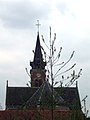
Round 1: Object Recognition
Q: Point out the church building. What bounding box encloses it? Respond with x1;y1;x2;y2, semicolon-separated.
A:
0;28;85;119
6;31;81;111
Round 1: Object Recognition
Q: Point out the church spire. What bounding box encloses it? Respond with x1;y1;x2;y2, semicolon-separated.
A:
30;32;46;69
30;21;46;69
30;22;46;87
34;20;42;63
34;33;43;63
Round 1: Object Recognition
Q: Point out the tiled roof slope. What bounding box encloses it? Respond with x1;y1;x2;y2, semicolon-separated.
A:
6;87;38;109
6;83;81;110
55;87;81;110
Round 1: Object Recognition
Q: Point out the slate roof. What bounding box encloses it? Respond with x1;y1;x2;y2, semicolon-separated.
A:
6;87;38;109
54;87;81;110
23;81;65;109
6;83;81;110
30;33;46;69
34;33;43;63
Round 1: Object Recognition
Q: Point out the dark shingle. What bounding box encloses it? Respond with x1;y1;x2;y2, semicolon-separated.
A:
55;87;81;110
23;81;64;109
6;84;81;110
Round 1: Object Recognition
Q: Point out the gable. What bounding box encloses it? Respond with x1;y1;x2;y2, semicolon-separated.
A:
23;81;65;109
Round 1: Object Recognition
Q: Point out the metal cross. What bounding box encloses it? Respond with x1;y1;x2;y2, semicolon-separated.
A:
36;20;41;33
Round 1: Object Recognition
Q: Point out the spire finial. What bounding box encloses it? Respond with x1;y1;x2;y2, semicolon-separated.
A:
36;20;41;33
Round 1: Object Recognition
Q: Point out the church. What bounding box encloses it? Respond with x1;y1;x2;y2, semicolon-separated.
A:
0;27;86;119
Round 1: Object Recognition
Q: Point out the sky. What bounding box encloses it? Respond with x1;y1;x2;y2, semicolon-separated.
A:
0;0;90;116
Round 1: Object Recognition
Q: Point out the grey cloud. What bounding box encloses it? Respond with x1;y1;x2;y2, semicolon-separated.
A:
0;1;50;29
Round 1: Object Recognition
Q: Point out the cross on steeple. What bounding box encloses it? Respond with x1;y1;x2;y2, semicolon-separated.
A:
30;22;46;87
36;20;41;33
30;23;46;70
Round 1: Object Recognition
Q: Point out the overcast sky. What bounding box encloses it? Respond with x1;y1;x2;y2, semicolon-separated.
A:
0;0;90;116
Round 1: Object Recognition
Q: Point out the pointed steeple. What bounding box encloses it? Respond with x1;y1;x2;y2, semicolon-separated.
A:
30;33;46;69
34;33;43;63
30;23;46;87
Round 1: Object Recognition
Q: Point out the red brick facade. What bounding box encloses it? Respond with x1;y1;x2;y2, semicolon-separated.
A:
0;110;85;120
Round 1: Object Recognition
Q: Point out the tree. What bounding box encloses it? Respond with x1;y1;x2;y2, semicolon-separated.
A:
25;26;82;120
41;27;82;88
